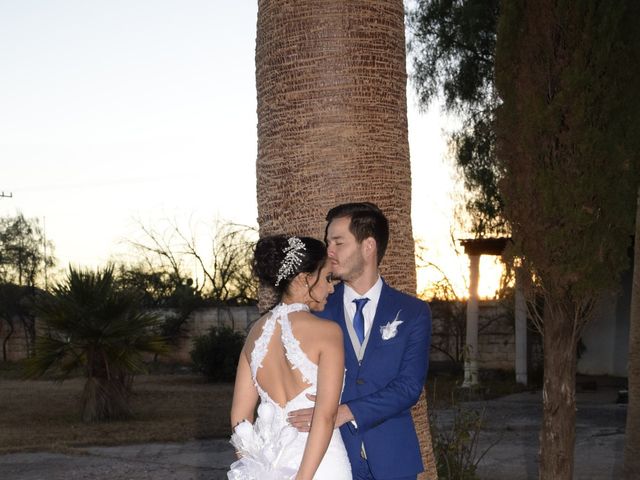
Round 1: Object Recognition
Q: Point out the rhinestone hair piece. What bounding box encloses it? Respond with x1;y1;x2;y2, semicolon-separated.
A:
274;236;306;287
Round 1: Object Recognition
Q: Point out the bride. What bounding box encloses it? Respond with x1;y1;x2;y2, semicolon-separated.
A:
228;235;352;480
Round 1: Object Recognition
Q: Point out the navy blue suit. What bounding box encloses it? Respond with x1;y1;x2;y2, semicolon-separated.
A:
318;280;432;479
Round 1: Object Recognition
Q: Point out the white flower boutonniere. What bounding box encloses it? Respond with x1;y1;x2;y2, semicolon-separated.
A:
380;311;403;340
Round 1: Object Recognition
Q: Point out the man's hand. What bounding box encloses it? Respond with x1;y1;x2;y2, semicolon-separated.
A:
287;394;355;432
287;405;314;432
335;402;355;428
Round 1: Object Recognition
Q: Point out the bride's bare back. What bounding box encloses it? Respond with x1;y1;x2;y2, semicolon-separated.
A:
244;304;344;407
249;311;317;407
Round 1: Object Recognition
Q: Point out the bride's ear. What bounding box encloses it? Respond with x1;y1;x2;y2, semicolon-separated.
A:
292;272;310;289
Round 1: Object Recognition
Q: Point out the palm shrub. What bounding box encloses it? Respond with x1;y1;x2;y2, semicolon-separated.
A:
26;265;168;422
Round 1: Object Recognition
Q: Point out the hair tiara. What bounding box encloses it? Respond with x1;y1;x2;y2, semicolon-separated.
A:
275;236;306;286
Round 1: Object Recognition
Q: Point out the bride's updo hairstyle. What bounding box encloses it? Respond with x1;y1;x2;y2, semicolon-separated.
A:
253;234;327;295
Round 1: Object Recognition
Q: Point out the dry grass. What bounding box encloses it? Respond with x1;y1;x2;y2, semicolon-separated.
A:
0;362;526;455
0;370;233;454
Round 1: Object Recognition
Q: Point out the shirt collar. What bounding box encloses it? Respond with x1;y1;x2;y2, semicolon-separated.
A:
344;276;383;305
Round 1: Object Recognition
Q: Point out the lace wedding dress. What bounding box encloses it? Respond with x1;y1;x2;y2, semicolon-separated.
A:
228;303;352;479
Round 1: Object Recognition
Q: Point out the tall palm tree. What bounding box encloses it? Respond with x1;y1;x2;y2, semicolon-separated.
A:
255;1;436;477
26;266;167;422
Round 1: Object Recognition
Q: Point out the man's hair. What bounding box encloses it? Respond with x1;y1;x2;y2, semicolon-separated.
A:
325;202;389;265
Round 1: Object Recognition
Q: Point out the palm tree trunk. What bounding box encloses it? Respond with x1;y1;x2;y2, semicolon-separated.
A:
255;1;436;477
624;186;640;478
255;0;415;283
81;375;132;422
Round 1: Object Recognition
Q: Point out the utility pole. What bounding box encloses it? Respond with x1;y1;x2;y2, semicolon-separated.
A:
43;216;48;290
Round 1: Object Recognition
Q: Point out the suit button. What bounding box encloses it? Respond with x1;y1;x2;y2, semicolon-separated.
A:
356;379;365;385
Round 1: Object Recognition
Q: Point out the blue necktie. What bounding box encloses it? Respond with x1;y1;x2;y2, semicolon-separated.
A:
353;298;370;344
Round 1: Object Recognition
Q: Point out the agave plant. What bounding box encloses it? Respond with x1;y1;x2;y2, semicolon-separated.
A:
26;265;168;422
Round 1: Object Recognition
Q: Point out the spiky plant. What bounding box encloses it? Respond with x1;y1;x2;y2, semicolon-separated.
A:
26;265;168;422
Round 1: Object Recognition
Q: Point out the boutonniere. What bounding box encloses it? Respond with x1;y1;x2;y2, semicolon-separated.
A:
380;311;403;340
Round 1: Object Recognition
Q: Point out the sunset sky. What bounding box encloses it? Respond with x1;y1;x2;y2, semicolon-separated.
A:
0;0;503;298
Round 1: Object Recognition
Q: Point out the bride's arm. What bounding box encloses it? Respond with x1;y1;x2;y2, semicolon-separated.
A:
230;347;259;428
296;323;344;480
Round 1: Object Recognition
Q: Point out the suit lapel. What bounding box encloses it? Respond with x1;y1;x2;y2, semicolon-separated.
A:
361;281;394;364
329;284;359;367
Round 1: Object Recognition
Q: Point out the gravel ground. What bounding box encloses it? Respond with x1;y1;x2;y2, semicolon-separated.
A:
465;389;625;479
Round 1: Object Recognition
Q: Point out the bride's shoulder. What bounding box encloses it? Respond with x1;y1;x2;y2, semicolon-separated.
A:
245;312;271;341
296;312;342;340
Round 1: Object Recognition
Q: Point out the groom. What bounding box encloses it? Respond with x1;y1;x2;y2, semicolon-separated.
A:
289;202;432;479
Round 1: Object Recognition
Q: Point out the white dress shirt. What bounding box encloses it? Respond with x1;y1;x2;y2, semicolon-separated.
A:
343;276;383;338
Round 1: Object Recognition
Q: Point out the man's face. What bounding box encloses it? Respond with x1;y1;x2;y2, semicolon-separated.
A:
325;216;365;282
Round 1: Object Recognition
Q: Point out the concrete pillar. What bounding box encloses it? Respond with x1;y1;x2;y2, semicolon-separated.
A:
515;267;528;385
463;254;480;387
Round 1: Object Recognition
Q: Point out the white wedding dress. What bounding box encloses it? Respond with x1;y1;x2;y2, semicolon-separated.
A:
228;303;352;479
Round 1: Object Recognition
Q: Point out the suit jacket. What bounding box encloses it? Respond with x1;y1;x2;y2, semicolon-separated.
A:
318;280;432;479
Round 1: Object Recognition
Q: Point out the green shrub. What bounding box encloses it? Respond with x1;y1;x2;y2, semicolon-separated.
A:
190;326;245;382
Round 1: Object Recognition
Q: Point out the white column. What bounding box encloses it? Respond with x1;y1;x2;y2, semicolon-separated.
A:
515;266;528;385
463;254;480;387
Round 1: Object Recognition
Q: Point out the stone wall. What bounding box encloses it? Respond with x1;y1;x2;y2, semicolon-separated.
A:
0;307;261;365
428;299;543;374
429;300;516;371
2;302;537;374
475;301;515;371
170;301;527;371
164;306;260;363
0;319;34;361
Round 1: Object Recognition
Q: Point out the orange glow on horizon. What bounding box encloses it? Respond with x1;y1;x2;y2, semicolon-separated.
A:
416;254;506;301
